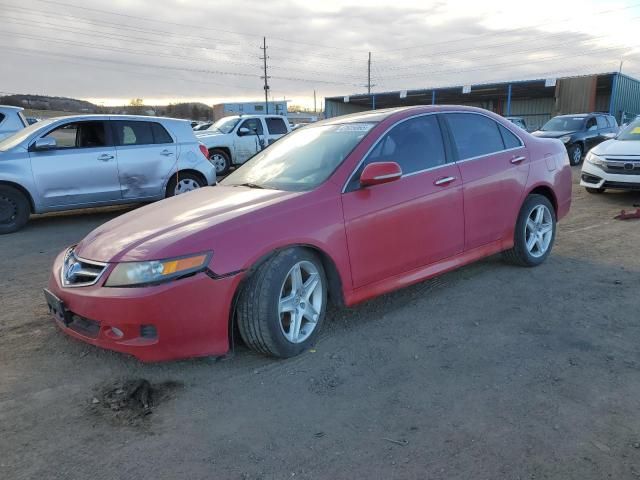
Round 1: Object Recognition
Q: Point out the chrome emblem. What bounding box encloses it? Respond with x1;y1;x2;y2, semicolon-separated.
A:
65;257;82;281
625;163;634;170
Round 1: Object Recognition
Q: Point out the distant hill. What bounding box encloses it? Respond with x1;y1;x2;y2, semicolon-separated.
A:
0;94;99;113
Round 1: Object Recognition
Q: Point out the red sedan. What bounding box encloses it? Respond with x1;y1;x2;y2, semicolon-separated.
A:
45;106;572;361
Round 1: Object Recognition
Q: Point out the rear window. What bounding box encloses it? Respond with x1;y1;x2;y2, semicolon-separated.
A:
445;113;506;160
151;123;173;143
499;124;522;149
266;117;288;135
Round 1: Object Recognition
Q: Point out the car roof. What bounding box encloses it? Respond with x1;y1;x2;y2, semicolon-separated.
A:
36;114;191;124
0;105;25;112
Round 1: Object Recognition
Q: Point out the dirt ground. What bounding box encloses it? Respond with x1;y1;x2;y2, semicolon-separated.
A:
2;169;640;480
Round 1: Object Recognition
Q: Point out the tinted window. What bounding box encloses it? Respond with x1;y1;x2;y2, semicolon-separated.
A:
446;113;505;160
239;118;263;135
266;117;288;135
151;123;173;143
608;116;618;128
363;115;446;177
44;121;106;149
499;124;522;149
113;121;154;146
0;113;5;124
596;116;608;129
585;117;597;130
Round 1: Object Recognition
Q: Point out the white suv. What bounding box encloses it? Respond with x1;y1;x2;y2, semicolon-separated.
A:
0;105;28;140
196;115;291;174
0;115;217;233
581;117;640;194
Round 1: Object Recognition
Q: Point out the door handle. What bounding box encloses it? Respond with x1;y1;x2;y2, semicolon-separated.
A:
160;150;174;156
434;176;456;186
97;154;114;161
510;155;526;164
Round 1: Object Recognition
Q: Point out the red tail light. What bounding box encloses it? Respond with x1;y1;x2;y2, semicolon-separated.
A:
199;143;210;160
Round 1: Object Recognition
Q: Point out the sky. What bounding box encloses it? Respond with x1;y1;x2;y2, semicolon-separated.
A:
1;0;639;109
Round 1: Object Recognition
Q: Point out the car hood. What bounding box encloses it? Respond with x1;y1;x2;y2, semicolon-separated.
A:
194;130;225;138
531;130;576;138
592;139;640;156
75;186;301;263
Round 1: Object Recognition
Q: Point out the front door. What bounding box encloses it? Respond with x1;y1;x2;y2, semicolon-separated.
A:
111;120;178;199
443;112;530;250
233;118;265;164
29;120;121;208
342;114;464;288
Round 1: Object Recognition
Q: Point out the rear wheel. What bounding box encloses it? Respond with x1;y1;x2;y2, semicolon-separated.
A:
0;186;30;234
165;172;205;197
237;248;327;358
209;149;231;176
585;187;605;194
503;194;556;267
568;144;583;166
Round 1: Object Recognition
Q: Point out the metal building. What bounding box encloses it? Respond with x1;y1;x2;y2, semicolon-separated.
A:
213;100;288;120
325;72;640;131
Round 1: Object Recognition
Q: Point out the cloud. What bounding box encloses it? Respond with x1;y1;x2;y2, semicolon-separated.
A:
0;0;637;107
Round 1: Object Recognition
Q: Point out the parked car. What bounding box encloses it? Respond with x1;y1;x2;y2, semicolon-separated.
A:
505;116;527;131
44;106;571;362
193;122;212;131
0;105;28;140
580;117;640;193
532;113;618;166
0;115;216;233
196;114;291;175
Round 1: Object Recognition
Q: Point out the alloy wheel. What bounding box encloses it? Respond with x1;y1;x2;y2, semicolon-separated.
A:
174;178;201;195
524;204;553;258
211;154;227;173
278;260;323;344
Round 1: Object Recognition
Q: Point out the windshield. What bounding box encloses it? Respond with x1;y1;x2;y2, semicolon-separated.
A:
0;118;56;151
617;119;640;141
221;122;376;191
541;117;585;132
208;117;241;134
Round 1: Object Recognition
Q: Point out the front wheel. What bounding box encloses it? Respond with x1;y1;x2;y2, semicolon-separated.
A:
503;194;556;267
568;144;583;166
237;248;327;358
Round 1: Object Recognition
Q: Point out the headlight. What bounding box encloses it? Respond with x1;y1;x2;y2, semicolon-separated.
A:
105;252;211;287
559;136;571;143
585;151;606;167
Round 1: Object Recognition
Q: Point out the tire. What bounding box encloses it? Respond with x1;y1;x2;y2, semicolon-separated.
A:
237;248;328;358
568;143;583;166
209;149;231;176
0;186;30;234
165;172;205;198
585;187;605;194
503;194;556;267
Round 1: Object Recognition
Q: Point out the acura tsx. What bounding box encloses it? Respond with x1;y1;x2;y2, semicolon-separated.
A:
45;106;572;361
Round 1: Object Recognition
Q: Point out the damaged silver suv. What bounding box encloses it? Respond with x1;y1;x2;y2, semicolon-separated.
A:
0;115;217;233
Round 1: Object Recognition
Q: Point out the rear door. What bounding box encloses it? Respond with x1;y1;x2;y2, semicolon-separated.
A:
111;120;177;199
342;114;464;288
265;117;289;145
443;112;530;250
29;120;121;207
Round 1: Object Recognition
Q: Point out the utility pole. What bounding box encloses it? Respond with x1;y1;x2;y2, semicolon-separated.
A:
313;89;317;113
260;37;270;114
367;51;372;95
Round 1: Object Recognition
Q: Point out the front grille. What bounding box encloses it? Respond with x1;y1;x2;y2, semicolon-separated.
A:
603;181;640;190
61;248;108;287
604;158;640;175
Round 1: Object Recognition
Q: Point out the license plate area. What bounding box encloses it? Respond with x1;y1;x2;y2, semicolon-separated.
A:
44;288;71;326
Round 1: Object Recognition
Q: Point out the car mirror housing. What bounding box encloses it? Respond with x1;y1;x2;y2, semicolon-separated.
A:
238;127;252;136
360;162;403;187
33;137;57;151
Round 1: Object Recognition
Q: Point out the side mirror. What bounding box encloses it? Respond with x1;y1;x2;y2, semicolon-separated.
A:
33;137;57;151
603;132;617;139
360;162;402;187
238;127;251;136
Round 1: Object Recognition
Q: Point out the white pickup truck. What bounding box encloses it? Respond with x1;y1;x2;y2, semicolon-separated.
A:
195;114;291;174
0;106;28;141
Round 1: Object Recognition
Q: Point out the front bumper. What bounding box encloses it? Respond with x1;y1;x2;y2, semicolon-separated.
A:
580;162;640;190
47;249;242;362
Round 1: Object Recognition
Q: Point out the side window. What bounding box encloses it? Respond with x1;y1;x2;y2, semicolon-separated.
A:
265;117;288;135
43;121;106;149
362;115;446;176
151;123;173;144
585;117;597;131
498;124;522;149
239;118;264;135
445;113;505;160
0;113;5;125
596;116;608;129
113;121;154;146
608;116;618;128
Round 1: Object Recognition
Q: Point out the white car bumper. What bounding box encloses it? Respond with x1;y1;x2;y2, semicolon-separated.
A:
580;161;640;190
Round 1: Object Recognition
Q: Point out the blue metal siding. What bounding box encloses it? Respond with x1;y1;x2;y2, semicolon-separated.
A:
610;73;640;123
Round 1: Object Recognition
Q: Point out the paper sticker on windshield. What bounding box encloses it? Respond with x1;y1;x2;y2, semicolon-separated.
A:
631;127;640;134
335;123;375;133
